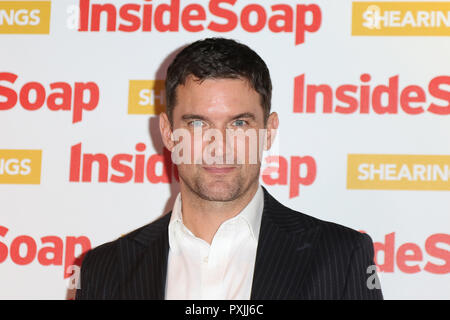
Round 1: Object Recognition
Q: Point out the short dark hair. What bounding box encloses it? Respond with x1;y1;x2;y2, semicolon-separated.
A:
165;37;272;124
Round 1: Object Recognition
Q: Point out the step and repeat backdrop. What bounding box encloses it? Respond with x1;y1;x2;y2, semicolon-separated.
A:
0;0;449;299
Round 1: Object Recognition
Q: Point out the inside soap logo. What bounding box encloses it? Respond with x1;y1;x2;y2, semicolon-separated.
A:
0;149;42;184
73;0;321;46
128;80;165;115
352;2;450;36
0;1;51;34
347;154;450;191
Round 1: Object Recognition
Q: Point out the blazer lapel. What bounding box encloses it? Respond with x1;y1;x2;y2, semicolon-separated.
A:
251;188;320;300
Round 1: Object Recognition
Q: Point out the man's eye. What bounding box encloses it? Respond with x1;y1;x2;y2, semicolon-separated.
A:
189;120;205;127
232;119;247;127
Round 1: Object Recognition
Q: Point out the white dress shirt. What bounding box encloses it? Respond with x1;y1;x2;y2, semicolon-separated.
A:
165;185;264;300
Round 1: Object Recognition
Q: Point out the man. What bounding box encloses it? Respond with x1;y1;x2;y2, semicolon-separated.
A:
76;38;383;300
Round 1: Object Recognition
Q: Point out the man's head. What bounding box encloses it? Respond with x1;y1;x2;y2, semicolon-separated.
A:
160;38;278;202
165;37;272;126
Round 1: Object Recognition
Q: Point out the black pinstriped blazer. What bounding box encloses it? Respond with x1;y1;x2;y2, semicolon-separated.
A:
75;187;383;300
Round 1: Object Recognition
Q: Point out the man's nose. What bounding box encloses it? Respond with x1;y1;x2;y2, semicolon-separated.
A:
207;127;234;163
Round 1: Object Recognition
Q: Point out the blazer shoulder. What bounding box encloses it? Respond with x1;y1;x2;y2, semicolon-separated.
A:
264;189;372;251
296;209;375;255
288;204;373;251
76;213;171;299
76;237;120;299
82;212;171;266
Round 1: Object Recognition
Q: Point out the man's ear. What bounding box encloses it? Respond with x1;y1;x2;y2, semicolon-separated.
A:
159;112;174;151
265;112;279;150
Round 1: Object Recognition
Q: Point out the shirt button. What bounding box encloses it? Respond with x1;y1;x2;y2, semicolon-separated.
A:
203;256;209;264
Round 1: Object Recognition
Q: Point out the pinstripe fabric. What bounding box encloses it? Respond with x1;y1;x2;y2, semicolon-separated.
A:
75;187;383;300
250;189;382;300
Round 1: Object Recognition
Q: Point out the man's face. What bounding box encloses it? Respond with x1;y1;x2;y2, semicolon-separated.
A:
160;76;277;202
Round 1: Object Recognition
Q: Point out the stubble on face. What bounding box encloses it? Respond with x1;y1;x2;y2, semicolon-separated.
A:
179;163;261;202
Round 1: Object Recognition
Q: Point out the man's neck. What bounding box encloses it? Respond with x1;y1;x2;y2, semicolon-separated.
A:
179;182;259;244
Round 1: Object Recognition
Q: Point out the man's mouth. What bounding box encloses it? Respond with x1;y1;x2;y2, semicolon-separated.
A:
202;166;237;174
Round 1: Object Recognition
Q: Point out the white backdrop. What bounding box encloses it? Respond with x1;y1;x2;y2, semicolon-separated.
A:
0;0;449;299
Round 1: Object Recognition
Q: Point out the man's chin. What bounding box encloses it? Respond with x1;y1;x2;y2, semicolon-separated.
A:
195;181;241;202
